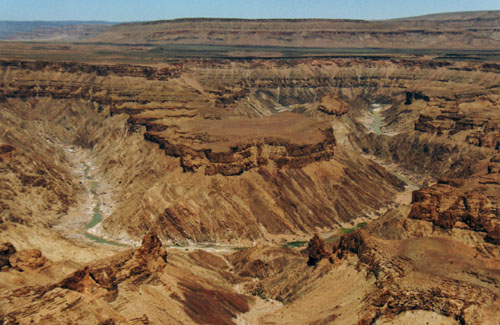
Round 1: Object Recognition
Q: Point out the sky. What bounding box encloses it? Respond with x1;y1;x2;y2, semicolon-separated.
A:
0;0;499;22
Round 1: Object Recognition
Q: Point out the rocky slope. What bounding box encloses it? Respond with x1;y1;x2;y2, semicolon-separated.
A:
0;231;255;324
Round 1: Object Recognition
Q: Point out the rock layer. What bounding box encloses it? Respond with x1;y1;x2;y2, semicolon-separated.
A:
409;155;500;246
330;231;500;324
86;13;500;49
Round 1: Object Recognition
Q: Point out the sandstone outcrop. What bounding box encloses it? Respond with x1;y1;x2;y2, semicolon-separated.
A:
317;94;350;116
332;229;385;275
60;230;167;296
408;155;500;245
144;114;337;176
329;231;500;324
0;236;255;324
9;249;47;272
307;233;332;266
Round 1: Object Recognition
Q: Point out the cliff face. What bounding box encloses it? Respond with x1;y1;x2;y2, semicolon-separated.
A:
408;155;500;246
0;99;79;227
142;115;336;176
328;230;500;324
3;54;500;244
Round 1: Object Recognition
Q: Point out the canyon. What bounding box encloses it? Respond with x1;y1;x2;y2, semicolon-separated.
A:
1;10;500;325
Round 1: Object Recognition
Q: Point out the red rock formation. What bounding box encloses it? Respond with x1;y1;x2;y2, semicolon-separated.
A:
135;229;168;263
485;225;500;245
307;234;332;266
60;230;167;296
317;94;350;116
59;266;109;294
332;230;383;275
145;125;337;176
331;231;500;324
408;155;500;243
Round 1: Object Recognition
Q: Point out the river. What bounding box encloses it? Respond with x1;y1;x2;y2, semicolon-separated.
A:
369;103;383;135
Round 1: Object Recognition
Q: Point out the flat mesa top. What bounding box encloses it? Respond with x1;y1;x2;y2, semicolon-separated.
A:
160;112;332;152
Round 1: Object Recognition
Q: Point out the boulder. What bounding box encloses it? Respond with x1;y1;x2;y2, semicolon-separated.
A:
9;249;47;271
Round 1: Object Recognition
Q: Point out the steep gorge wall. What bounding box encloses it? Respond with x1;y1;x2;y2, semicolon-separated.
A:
0;99;88;226
3;57;498;243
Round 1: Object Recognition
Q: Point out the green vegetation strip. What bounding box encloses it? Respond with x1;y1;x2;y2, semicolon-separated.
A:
231;247;248;251
83;206;124;246
369;109;382;135
84;232;126;246
90;181;99;194
83;206;125;246
84;205;102;230
324;222;368;243
340;222;368;235
282;240;308;248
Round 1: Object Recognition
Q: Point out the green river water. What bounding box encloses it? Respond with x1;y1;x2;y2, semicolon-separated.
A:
82;166;124;246
369;109;382;135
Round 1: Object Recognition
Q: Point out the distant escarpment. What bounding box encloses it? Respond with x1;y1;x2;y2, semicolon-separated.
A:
85;12;500;49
